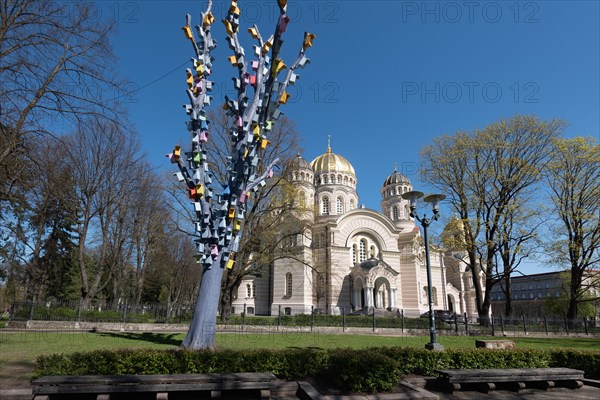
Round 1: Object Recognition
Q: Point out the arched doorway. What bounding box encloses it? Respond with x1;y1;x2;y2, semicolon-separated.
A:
447;294;455;313
373;277;391;309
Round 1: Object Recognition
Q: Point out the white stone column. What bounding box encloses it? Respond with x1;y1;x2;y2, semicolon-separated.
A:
365;286;373;307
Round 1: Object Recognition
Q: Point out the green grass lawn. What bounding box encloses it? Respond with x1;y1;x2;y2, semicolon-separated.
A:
2;330;599;366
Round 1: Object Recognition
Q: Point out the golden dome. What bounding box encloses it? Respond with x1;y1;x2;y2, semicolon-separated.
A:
310;136;355;176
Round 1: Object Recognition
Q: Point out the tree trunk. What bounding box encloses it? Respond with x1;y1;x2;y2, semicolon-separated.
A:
504;277;513;317
181;254;225;349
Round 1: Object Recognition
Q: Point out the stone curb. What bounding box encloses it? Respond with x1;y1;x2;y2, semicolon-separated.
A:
296;381;439;399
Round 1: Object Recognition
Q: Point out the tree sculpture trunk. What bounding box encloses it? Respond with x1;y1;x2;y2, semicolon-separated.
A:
170;0;315;349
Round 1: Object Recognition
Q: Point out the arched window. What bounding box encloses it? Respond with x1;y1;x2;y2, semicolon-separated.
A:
343;176;348;185
285;273;293;296
359;239;367;263
246;284;252;298
322;196;329;215
336;197;344;214
352;244;357;264
337;175;342;184
392;206;399;220
350;199;355;210
370;245;376;258
299;190;306;208
253;283;256;299
323;175;328;184
432;287;438;305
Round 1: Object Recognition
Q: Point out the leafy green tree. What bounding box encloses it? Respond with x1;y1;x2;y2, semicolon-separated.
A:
422;115;565;323
546;137;599;320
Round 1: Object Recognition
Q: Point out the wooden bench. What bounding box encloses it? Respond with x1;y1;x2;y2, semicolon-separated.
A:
31;372;276;399
436;368;585;393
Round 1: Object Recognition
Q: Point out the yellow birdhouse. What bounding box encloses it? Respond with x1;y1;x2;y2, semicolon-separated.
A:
230;2;240;15
203;12;215;27
252;124;261;137
248;26;259;39
262;39;273;55
186;70;193;89
223;20;235;36
228;55;238;66
303;32;316;49
279;91;290;105
260;139;271;150
182;25;193;40
196;184;205;197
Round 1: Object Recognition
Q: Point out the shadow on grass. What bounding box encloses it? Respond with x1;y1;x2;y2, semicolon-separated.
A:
96;332;183;346
285;346;325;351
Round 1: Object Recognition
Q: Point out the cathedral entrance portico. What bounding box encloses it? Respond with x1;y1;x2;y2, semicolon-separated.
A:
350;259;399;311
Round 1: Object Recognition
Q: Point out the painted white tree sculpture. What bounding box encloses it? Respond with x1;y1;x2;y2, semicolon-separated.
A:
168;0;315;349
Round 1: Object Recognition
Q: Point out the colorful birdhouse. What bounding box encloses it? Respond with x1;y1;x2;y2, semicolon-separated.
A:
303;32;316;49
248;26;259;39
226;258;235;269
279;91;290;105
182;25;193;40
203;12;215;27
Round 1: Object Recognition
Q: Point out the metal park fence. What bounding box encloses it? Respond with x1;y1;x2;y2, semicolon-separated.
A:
9;300;194;324
6;301;600;336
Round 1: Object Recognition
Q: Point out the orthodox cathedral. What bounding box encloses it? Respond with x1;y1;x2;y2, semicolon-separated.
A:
232;142;480;319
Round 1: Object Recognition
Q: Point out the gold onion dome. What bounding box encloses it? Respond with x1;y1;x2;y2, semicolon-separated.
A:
310;136;356;176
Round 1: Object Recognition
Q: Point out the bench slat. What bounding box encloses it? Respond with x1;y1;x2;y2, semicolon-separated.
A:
33;372;276;386
437;367;584;383
33;382;273;395
436;368;585;387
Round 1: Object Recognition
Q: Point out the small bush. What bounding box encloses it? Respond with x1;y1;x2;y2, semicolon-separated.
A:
327;349;400;393
549;349;600;379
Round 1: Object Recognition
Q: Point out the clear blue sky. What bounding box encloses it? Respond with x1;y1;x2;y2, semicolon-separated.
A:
105;0;599;272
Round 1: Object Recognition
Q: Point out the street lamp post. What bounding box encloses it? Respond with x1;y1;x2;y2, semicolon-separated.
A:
402;190;446;351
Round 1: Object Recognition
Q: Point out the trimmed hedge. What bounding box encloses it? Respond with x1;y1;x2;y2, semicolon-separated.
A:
33;347;600;394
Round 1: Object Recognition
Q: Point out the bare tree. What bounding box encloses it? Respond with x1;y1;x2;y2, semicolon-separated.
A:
546;137;599;320
0;0;126;168
143;230;200;319
62;119;145;308
130;176;170;305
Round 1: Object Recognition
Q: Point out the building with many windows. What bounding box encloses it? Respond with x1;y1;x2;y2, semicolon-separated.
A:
232;142;480;318
491;271;600;318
